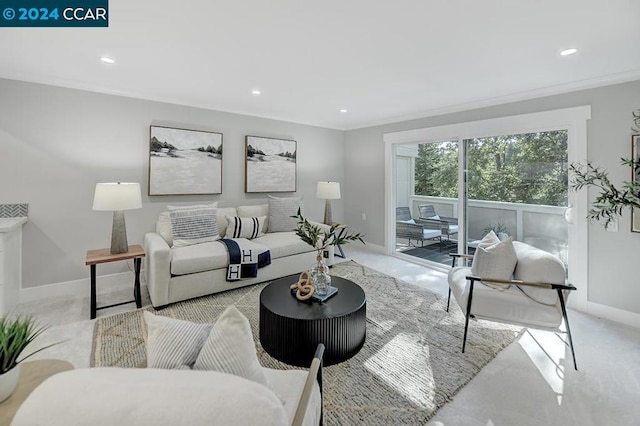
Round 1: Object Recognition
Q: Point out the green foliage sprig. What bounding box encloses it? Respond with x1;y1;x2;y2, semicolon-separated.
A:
482;223;509;237
570;159;640;228
292;208;364;251
0;315;57;374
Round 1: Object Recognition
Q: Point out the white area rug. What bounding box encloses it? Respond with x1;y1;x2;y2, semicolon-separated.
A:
92;261;521;425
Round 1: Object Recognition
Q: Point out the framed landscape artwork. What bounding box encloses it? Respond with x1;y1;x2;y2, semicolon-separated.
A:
148;126;223;195
245;135;297;193
632;134;640;232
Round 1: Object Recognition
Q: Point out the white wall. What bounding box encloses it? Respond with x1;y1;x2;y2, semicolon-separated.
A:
0;78;344;288
345;80;640;316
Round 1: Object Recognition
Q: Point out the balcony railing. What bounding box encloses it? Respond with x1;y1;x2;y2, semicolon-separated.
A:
404;195;568;264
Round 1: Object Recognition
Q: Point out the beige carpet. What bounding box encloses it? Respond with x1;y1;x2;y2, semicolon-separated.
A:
92;261;522;425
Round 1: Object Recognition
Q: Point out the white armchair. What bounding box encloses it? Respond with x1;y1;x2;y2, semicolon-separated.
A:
447;240;578;370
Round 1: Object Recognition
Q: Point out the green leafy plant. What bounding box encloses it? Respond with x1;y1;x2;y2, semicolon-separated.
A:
292;208;365;251
482;223;509;237
0;315;57;374
570;159;640;228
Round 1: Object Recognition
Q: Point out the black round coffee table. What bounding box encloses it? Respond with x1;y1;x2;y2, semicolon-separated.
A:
259;274;366;367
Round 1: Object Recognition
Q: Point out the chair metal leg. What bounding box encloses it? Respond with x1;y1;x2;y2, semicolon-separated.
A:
446;288;451;312
557;289;578;370
462;280;475;353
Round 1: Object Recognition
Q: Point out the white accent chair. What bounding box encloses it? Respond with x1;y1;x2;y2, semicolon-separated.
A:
447;241;578;370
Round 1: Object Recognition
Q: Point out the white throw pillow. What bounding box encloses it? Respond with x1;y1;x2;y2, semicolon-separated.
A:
267;195;303;232
476;230;501;248
429;215;441;220
513;241;565;305
144;311;212;370
237;204;270;232
224;215;266;239
194;306;271;389
169;203;219;247
470;238;518;290
156;211;173;246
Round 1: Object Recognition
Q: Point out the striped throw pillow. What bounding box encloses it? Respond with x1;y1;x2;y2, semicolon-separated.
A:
193;305;270;388
143;311;212;369
169;204;219;247
224;216;266;239
267;195;303;232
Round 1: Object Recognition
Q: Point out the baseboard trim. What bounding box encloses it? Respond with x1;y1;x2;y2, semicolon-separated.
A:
20;271;138;303
578;300;640;329
360;242;386;254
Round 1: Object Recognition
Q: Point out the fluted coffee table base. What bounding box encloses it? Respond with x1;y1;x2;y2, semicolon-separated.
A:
260;275;366;367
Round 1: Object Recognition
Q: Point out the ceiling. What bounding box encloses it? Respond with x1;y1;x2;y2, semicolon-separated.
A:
1;1;639;130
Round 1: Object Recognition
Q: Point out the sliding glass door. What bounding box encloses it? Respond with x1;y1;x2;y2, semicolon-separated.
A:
463;130;569;269
394;140;459;265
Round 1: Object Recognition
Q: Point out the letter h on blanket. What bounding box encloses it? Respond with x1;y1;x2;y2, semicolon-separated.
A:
221;238;271;281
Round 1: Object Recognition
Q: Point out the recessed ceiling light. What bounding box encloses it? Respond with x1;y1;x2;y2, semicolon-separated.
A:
100;56;115;64
560;48;578;56
340;109;348;113
252;89;261;95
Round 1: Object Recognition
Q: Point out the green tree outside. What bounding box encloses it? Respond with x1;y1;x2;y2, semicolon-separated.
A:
414;130;568;207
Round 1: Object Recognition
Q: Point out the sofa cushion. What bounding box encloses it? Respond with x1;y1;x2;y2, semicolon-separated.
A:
224;215;266;239
194;306;271;389
513;241;565;305
252;231;314;260
156;205;235;246
144;311;212;369
171;238;271;276
11;368;289;426
217;207;238;238
156;211;174;246
268;195;303;232
168;203;220;247
470;238;517;290
448;266;563;329
171;241;229;275
238;204;269;232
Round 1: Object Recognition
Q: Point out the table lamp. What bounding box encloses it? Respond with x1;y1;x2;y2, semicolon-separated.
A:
316;181;341;225
92;182;142;254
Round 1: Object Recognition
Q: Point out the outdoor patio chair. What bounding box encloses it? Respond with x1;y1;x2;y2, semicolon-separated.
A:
395;207;442;247
417;204;459;243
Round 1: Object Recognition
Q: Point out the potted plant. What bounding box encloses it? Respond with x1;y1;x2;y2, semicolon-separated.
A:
292;208;364;296
0;314;54;402
482;223;510;240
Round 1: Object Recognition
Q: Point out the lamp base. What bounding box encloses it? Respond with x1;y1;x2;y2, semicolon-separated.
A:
323;200;333;225
110;210;129;254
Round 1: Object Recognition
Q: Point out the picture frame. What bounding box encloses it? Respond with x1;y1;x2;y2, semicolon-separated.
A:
632;134;640;232
245;135;297;193
148;125;223;196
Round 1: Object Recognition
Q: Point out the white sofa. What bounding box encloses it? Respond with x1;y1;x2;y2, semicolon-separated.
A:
144;203;333;308
11;362;322;426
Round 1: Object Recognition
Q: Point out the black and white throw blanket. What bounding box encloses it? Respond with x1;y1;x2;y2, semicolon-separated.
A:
219;238;271;281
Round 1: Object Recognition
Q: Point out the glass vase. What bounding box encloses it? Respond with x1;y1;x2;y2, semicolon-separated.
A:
310;253;331;297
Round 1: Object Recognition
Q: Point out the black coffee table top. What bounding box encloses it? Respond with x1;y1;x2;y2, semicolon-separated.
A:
260;274;366;320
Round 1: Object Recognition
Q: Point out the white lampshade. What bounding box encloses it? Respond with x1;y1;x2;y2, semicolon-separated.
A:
316;181;341;200
93;183;142;211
